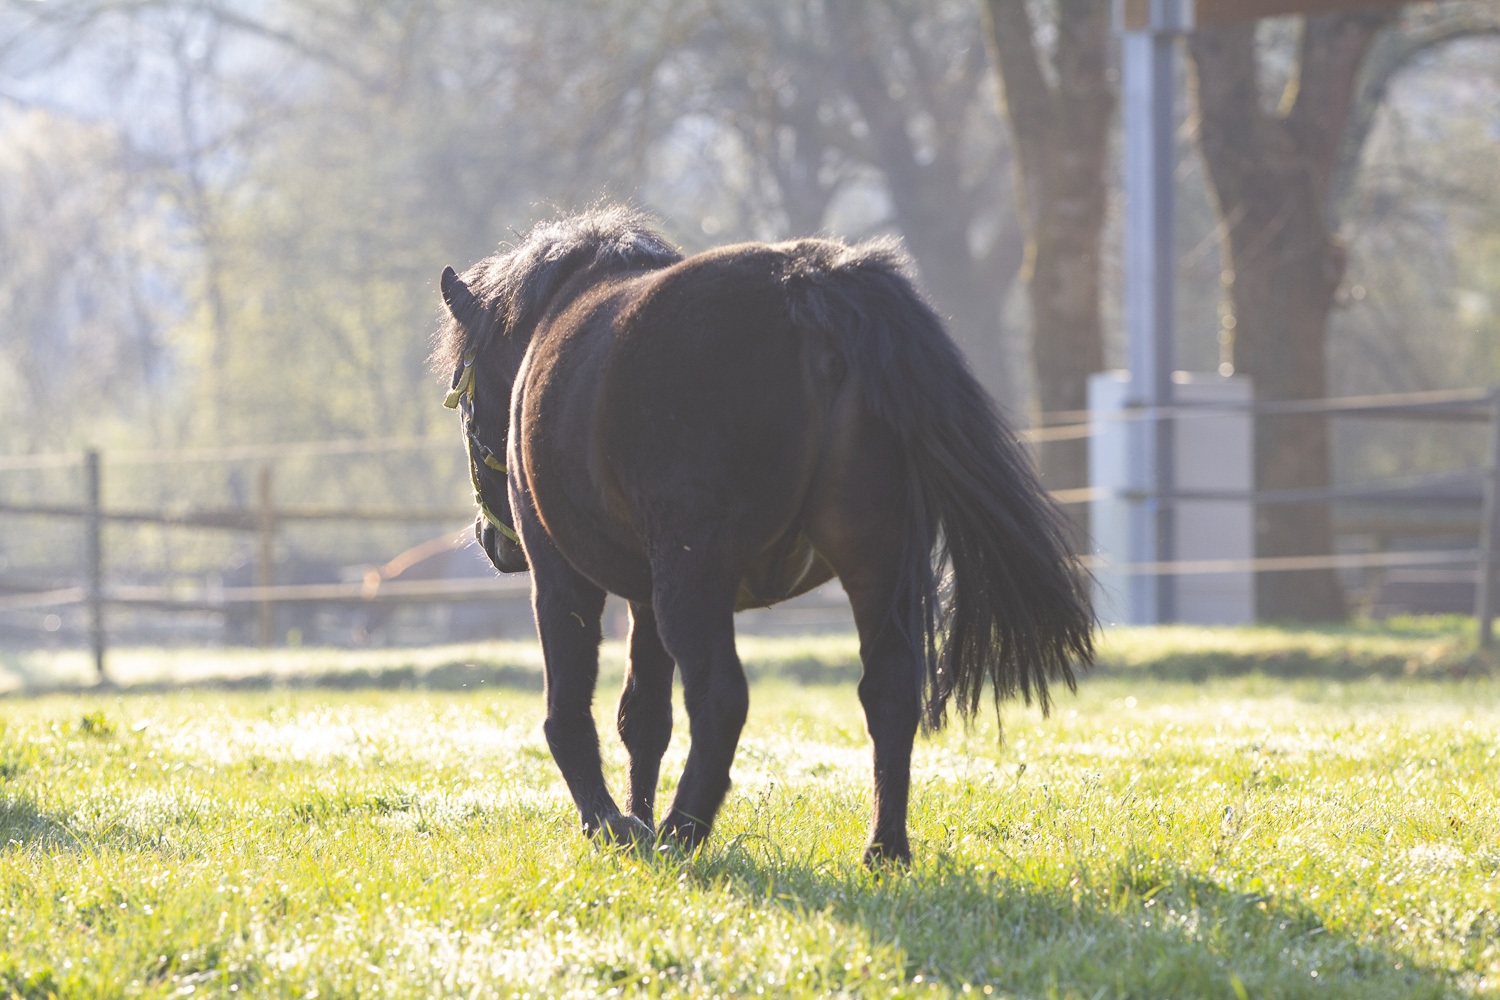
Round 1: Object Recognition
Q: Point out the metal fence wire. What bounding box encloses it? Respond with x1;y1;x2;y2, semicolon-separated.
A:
2;385;1498;680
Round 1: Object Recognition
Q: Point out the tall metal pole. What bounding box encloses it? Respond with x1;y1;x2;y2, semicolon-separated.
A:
84;449;107;683
1476;387;1500;649
257;464;276;648
1119;0;1190;623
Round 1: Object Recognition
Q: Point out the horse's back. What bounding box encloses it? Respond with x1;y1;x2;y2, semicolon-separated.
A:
595;245;834;557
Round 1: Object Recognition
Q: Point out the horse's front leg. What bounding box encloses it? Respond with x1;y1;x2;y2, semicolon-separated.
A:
528;542;646;846
617;602;674;828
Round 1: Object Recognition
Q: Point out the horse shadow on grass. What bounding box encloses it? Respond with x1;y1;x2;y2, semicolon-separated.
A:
0;793;80;852
674;839;1470;999
0;785;220;859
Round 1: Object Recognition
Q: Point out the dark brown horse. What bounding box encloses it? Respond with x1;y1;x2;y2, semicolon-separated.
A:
435;207;1092;865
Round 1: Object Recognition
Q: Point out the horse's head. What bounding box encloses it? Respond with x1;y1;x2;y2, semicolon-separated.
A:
438;264;529;574
433;208;682;575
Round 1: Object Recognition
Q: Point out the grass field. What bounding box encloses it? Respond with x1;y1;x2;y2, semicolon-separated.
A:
2;625;1498;998
3;616;1489;695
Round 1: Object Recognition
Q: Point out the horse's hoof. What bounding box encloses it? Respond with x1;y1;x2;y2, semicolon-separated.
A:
594;813;654;850
657;811;709;854
861;840;912;870
647;834;688;862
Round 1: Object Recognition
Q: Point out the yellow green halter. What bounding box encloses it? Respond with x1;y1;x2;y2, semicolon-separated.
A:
445;353;520;544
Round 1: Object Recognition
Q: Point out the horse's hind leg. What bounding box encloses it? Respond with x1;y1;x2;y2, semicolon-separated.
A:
617;602;674;827
649;560;748;851
530;547;642;844
808;415;923;866
844;564;922;866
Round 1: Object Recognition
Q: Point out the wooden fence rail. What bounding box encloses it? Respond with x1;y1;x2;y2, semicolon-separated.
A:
0;576;531;613
0;501;473;529
0;454;480;681
2;384;1498;683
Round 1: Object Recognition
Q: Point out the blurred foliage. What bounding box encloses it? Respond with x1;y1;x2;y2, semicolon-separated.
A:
0;0;1023;593
0;0;1497;620
1332;32;1500;482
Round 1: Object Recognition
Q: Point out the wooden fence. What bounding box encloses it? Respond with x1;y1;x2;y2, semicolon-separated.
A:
2;385;1499;683
0;443;504;679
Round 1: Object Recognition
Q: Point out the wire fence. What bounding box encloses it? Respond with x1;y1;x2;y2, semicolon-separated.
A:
0;434;456;471
1041;384;1499;643
3;385;1498;681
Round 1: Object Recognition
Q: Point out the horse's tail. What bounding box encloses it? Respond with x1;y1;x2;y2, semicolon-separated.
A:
783;239;1094;728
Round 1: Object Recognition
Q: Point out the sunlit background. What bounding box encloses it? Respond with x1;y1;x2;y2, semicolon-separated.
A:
1;0;1498;663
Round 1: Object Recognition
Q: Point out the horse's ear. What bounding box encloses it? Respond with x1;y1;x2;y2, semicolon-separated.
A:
440;265;476;318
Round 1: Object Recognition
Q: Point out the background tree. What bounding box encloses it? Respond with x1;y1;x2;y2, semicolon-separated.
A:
3;0;1499;620
1189;3;1500;621
983;0;1115;534
1328;1;1500;227
671;0;1029;406
1189;10;1399;621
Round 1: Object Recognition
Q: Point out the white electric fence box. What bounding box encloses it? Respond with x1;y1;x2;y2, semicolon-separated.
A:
1087;370;1255;625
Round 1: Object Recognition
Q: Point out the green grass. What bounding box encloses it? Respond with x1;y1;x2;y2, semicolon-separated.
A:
2;632;1498;999
4;617;1492;695
1094;617;1494;681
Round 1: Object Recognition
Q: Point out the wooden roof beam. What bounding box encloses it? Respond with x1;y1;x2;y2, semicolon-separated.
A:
1120;0;1401;32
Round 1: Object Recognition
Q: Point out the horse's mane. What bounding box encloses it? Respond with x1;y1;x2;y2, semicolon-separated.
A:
776;235;911;282
432;205;682;376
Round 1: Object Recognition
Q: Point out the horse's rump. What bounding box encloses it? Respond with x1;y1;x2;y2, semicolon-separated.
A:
520;246;836;606
518;231;1092;722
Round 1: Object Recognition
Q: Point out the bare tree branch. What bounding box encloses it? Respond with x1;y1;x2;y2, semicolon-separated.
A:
1329;1;1500;225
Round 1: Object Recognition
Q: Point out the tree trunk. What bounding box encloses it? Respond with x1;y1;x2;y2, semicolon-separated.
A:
1189;11;1397;622
826;0;1029;408
1228;188;1347;621
983;0;1114;543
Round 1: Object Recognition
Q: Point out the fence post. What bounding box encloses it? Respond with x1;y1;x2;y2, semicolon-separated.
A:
1477;387;1500;649
256;464;276;647
84;449;107;683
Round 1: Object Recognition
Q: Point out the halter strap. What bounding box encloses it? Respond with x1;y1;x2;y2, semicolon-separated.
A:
445;352;520;544
476;497;521;545
443;353;476;410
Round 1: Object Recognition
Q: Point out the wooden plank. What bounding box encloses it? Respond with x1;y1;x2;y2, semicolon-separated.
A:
0;502;256;530
1122;0;1400;31
272;506;474;522
1476;389;1500;648
1122;0;1146;31
0;502;471;529
84;450;106;681
256;464;275;647
0;587;85;611
105;576;533;609
0;577;532;612
1194;0;1401;28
